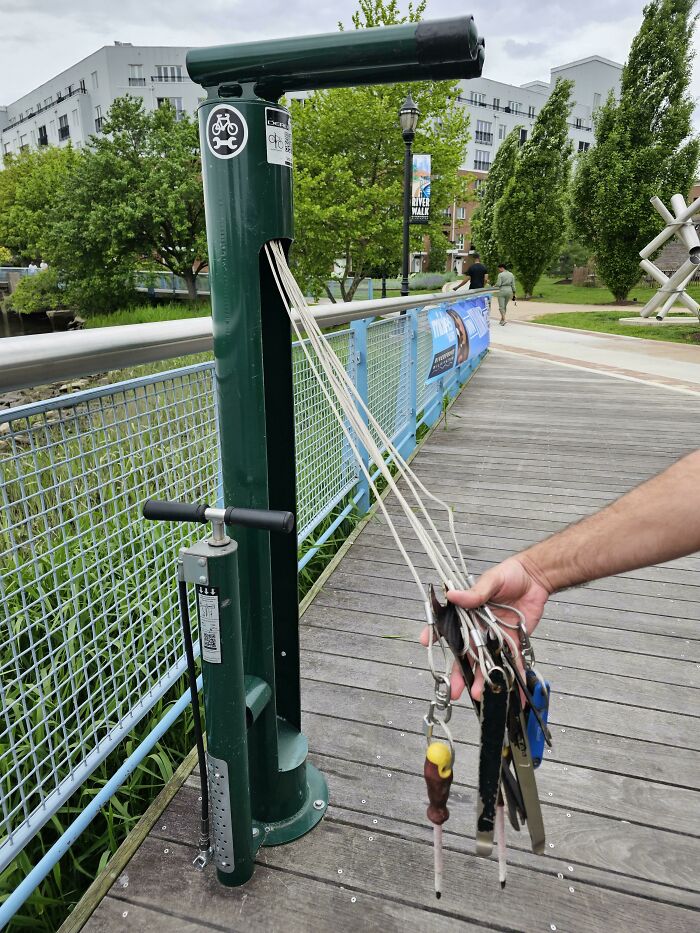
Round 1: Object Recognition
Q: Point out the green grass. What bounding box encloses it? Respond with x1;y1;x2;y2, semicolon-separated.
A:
532;309;700;345
85;301;212;328
520;274;700;307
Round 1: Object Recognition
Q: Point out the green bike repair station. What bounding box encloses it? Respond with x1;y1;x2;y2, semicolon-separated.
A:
146;17;484;888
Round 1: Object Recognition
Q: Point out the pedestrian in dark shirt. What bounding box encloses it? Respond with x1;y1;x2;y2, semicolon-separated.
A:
459;254;488;290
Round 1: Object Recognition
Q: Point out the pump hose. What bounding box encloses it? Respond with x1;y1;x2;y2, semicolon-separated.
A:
177;579;210;850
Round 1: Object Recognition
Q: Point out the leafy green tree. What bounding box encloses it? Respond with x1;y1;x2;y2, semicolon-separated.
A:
495;80;573;297
571;0;699;301
3;268;65;314
0;246;13;265
291;0;470;301
470;126;521;280
0;146;75;262
45;97;207;310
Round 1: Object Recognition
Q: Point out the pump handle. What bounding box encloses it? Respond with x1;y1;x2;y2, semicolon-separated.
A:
142;500;209;523
142;499;295;534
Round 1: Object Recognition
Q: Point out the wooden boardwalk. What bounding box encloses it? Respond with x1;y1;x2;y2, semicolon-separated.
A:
82;352;700;933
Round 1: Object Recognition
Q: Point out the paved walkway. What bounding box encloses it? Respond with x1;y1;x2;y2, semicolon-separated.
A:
490;315;700;394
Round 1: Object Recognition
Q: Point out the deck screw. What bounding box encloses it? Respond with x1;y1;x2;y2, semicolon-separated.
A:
362;799;366;804
373;819;378;824
569;887;575;894
568;866;574;872
313;799;325;810
351;896;357;904
123;911;129;918
338;869;343;875
557;873;563;879
164;848;169;854
551;925;557;931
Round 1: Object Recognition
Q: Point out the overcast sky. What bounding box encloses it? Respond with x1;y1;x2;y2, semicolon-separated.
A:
2;0;699;111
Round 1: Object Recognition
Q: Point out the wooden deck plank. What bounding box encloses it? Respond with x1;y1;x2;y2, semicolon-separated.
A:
81;353;699;931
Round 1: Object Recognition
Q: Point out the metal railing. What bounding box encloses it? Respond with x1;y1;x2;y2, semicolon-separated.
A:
128;77;147;86
0;289;491;923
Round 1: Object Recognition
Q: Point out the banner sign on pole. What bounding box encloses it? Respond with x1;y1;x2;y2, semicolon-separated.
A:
411;154;431;224
425;296;490;383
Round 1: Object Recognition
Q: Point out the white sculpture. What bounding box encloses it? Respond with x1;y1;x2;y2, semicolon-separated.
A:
639;193;700;320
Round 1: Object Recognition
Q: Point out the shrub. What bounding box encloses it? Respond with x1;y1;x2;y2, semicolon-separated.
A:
0;245;13;265
3;268;65;314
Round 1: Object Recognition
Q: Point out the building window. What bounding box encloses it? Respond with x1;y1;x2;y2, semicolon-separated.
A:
3;143;11;156
475;120;493;145
507;101;522;114
575;117;583;129
493;97;500;110
474;150;491;171
157;97;185;119
19;134;28;151
456;234;465;251
155;65;184;83
58;114;70;141
95;105;105;132
71;108;79;126
528;105;536;118
91;71;99;90
473;178;484;193
457;206;466;220
44;96;52;106
519;128;528;146
38;125;48;146
593;93;601;109
498;124;507;140
578;141;591;152
129;64;146;86
468;91;486;106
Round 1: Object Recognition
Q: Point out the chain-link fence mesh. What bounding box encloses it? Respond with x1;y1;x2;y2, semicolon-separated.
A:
0;303;483;872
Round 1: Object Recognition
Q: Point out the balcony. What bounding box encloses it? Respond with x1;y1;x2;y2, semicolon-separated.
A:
475;131;493;145
4;85;86;132
58;126;70;141
151;74;186;82
473;159;491;172
128;77;146;86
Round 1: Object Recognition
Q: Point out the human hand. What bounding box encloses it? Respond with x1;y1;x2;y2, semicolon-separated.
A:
420;556;551;703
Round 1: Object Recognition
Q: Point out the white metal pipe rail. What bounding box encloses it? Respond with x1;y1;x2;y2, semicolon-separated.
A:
0;287;490;393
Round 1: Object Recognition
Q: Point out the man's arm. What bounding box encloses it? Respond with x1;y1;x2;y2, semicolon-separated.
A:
520;448;700;592
429;450;700;700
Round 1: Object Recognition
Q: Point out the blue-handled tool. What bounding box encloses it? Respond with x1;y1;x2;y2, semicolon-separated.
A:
525;673;551;769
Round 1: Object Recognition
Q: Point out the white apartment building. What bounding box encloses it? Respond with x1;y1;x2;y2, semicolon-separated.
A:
458;55;622;174
0;43;204;158
439;55;622;270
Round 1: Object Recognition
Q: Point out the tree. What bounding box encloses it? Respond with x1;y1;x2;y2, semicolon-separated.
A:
571;0;699;301
291;0;470;301
470;126;521;280
44;97;207;310
494;80;573;298
0;146;75;262
0;246;13;265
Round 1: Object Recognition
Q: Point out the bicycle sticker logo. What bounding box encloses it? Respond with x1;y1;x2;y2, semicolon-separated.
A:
206;105;248;160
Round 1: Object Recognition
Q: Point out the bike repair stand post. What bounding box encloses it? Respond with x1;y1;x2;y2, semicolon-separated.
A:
185;15;485;884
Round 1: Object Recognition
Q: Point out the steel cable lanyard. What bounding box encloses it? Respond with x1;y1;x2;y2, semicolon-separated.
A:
266;242;553;895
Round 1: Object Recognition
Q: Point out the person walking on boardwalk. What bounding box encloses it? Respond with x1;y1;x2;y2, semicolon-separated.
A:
495;263;516;325
459;254;489;290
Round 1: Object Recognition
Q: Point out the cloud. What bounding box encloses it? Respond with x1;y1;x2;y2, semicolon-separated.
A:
502;40;550;60
1;0;699;133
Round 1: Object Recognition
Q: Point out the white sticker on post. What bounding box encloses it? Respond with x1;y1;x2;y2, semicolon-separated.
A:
197;585;222;664
265;107;292;168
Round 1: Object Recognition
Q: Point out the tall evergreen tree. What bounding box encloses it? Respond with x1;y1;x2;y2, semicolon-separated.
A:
470;125;521;281
571;0;699;301
494;80;573;297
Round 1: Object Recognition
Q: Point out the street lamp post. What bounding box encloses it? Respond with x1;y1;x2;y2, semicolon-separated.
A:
399;93;420;299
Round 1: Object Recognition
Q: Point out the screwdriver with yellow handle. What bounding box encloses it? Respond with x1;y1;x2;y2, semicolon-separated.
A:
424;742;453;899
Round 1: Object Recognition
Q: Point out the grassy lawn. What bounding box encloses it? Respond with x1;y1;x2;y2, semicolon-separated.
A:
532;309;700;346
521;274;700;307
85;301;212;328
